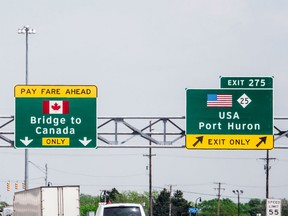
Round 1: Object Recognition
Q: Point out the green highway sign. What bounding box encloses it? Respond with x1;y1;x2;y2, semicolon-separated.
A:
14;85;97;148
186;89;273;150
220;77;273;89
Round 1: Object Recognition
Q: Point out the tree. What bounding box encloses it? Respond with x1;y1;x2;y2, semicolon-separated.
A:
198;198;238;216
220;199;239;216
198;199;218;216
281;199;288;215
153;188;170;216
106;187;120;202
171;190;190;216
113;191;146;203
0;201;9;212
153;188;191;216
244;198;265;216
80;194;100;216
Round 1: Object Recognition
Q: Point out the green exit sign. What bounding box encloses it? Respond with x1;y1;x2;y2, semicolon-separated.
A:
14;85;97;148
186;89;273;135
186;88;273;150
220;77;273;89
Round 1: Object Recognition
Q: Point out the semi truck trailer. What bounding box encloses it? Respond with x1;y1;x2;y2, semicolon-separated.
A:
13;185;80;216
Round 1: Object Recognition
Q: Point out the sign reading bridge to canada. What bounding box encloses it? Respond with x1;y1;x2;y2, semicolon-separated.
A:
14;85;97;148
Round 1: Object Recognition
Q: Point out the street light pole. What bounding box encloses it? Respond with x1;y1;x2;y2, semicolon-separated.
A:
195;197;201;216
233;190;243;216
18;25;36;190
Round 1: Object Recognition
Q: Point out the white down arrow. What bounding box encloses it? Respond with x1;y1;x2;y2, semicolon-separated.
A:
20;137;33;146
79;137;92;146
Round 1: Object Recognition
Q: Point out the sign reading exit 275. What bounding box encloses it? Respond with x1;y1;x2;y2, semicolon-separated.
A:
14;85;97;148
186;88;273;150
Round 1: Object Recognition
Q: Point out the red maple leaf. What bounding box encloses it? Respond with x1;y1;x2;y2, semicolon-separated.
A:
51;103;61;111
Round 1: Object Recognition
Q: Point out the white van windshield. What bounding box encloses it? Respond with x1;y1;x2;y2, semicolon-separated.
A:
104;206;141;216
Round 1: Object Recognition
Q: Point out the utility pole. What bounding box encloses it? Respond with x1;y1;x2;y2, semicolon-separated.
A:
259;150;276;198
143;122;156;216
214;182;224;216
169;185;172;216
45;164;48;186
166;184;177;216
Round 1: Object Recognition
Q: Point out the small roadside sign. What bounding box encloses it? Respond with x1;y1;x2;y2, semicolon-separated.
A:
188;207;198;214
266;199;281;216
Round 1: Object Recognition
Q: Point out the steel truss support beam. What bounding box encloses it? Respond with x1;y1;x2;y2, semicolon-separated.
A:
0;116;287;148
97;117;185;148
0;116;14;147
273;117;288;149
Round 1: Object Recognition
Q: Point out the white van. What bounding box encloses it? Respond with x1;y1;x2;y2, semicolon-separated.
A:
96;203;146;216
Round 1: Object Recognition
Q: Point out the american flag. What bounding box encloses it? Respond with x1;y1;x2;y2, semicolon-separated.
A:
207;94;232;107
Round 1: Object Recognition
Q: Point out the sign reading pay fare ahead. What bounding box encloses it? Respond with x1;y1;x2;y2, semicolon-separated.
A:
14;85;97;148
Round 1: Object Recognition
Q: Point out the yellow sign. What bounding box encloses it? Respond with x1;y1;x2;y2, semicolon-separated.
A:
14;85;97;98
42;138;70;146
186;134;274;150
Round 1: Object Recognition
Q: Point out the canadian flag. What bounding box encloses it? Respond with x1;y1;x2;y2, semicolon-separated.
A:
43;100;69;114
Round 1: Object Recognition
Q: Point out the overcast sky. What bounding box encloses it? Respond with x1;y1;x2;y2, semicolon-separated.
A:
0;0;288;205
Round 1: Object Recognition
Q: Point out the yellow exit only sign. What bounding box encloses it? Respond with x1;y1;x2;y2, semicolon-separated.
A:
186;134;274;150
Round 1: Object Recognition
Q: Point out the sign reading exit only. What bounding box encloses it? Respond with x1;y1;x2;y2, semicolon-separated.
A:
14;85;97;148
186;88;273;150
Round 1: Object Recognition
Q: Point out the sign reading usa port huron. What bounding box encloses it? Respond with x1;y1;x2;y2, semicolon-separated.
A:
186;89;273;150
14;85;97;148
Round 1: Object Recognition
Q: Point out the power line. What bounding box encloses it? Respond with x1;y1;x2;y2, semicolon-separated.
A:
49;167;146;178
